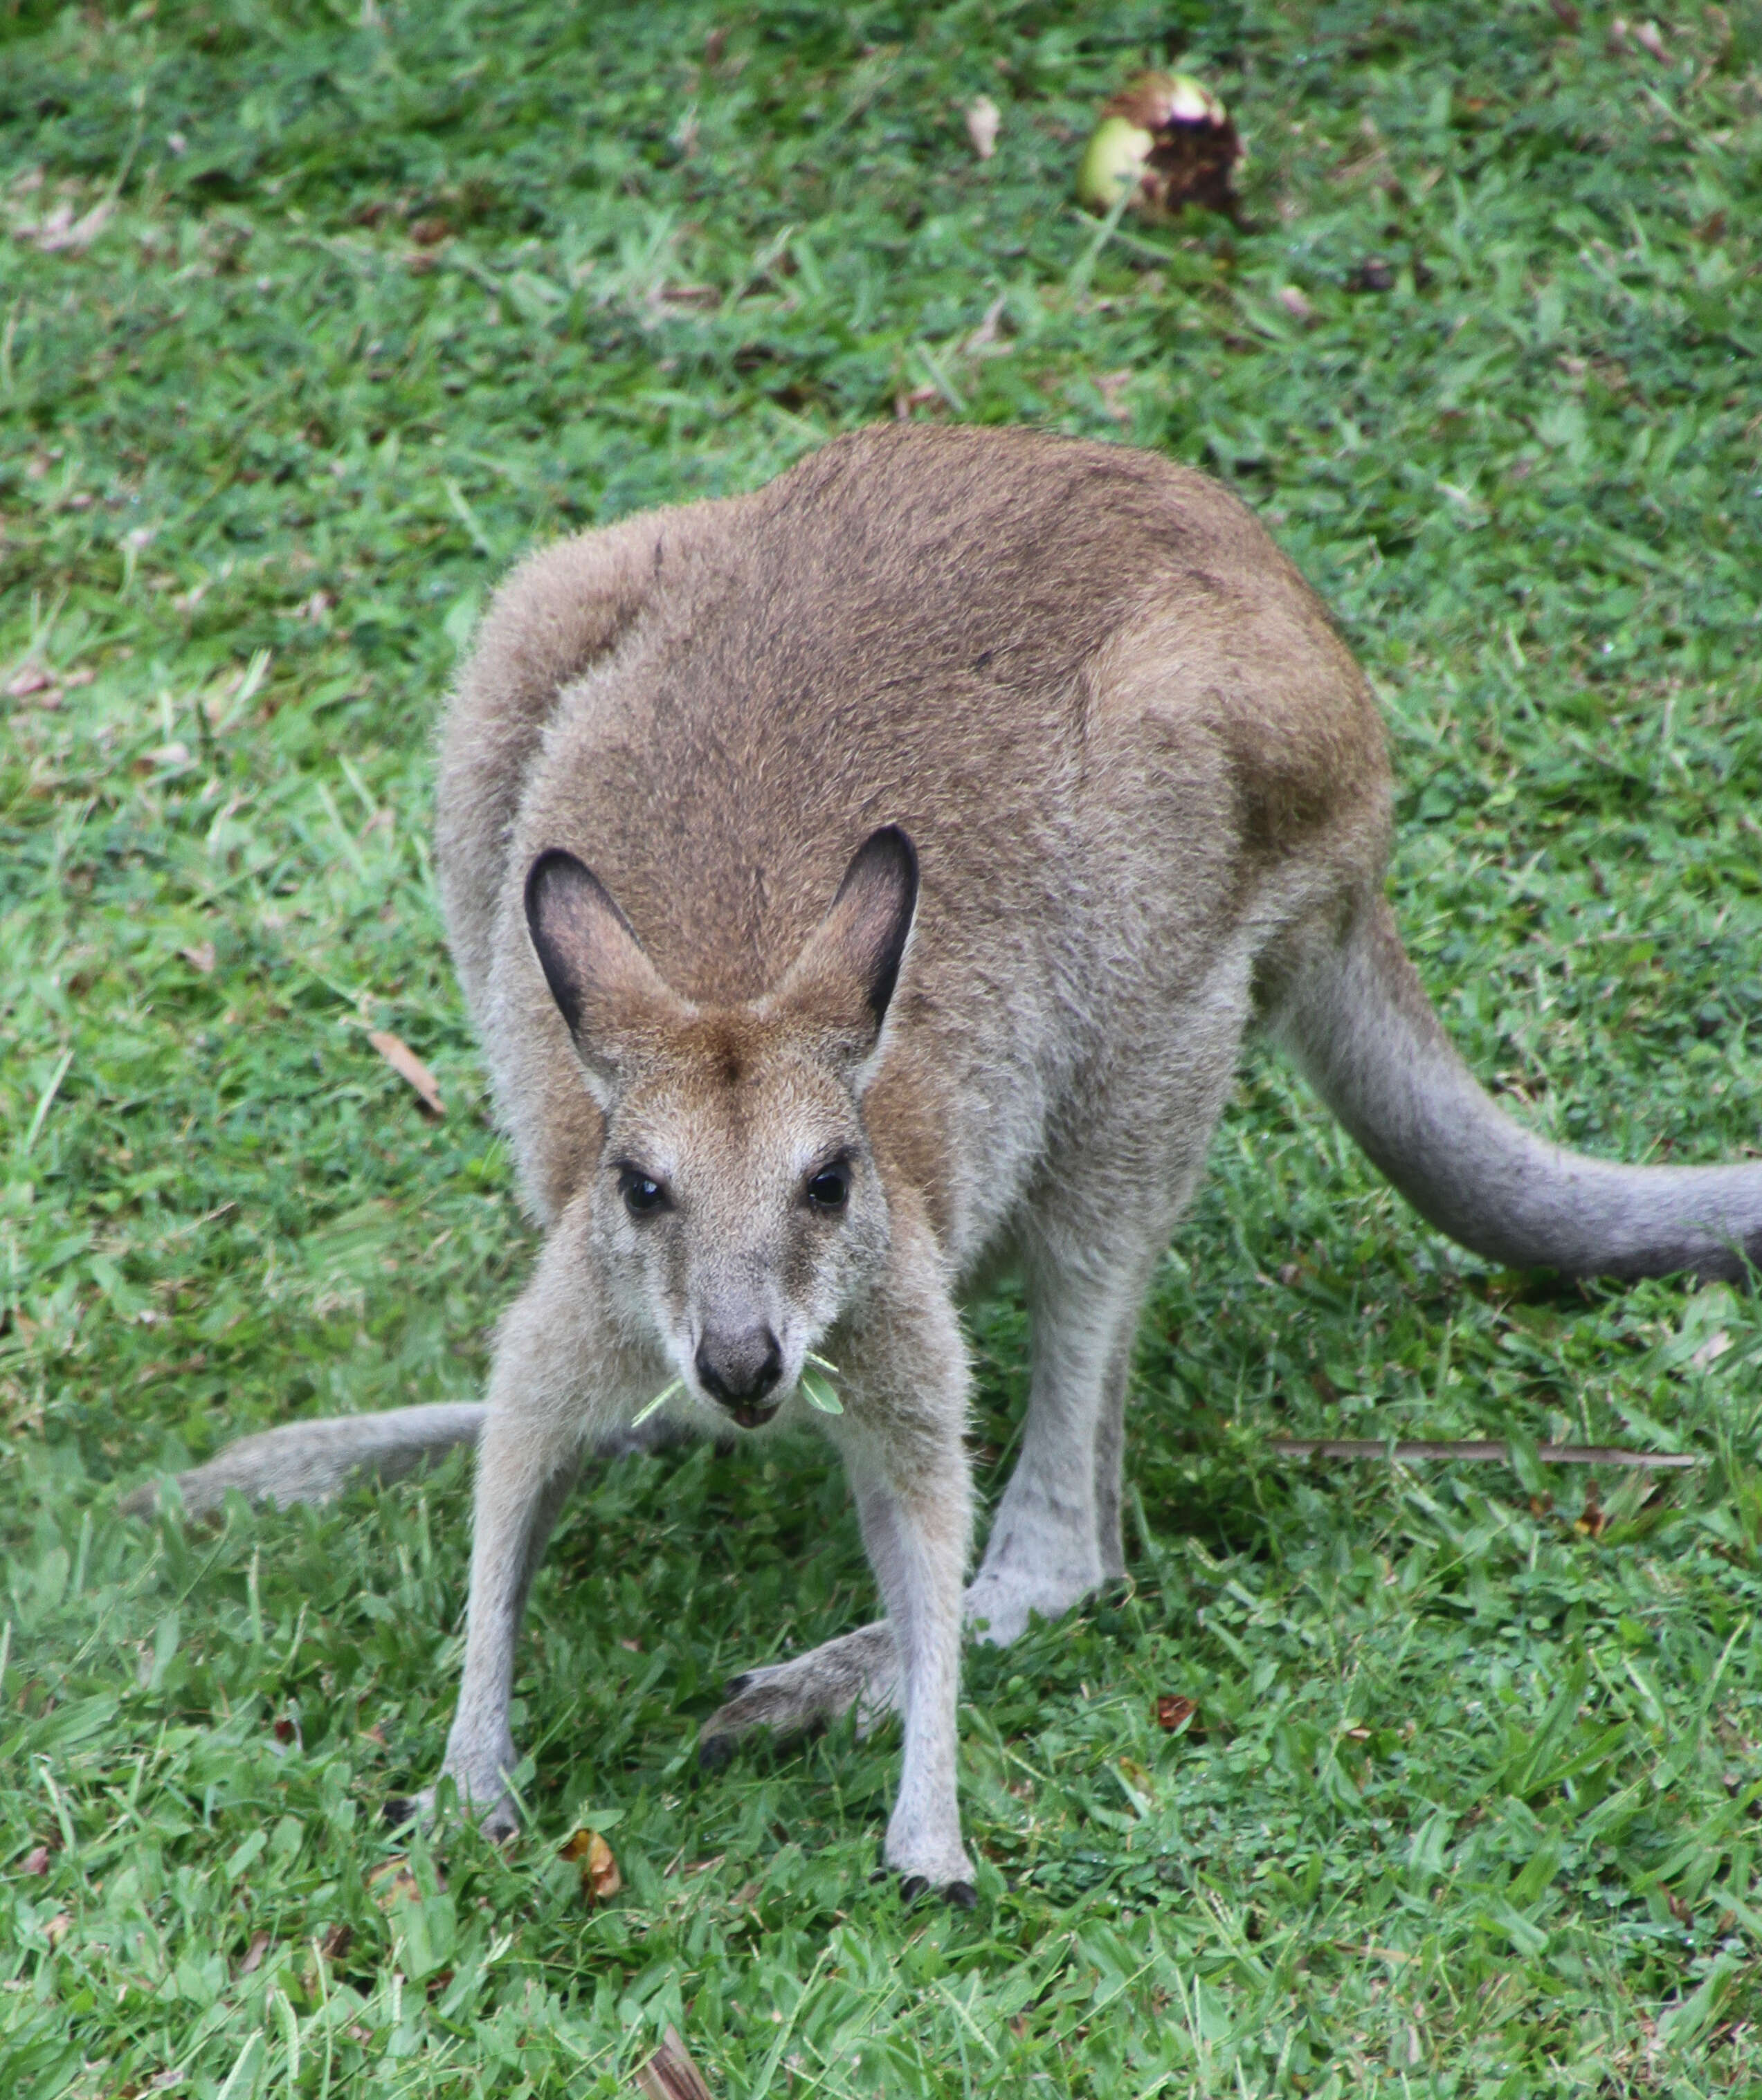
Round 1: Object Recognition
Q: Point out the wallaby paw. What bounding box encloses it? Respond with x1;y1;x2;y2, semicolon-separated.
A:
392;1764;519;1840
897;1872;979;1909
884;1831;977;1899
963;1560;1098;1646
698;1620;899;1765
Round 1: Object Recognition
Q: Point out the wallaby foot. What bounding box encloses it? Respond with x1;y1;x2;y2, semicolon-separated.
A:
390;1769;520;1842
873;1864;979;1908
698;1619;900;1764
701;1613;974;1897
888;1841;978;1900
962;1544;1102;1647
699;1538;1107;1760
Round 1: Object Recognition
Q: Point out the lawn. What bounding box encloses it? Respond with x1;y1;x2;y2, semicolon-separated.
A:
3;0;1762;2092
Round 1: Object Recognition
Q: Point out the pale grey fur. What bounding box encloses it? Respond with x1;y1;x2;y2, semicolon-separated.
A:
120;1405;488;1520
121;1407;681;1523
126;426;1762;1900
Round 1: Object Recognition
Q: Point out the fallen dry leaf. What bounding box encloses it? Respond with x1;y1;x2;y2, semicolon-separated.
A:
1156;1694;1198;1733
1094;369;1134;426
6;664;56;700
1691;1329;1732;1371
237;1929;272;1977
45;1911;70;1948
17;199;112;252
1632;18;1667;58
367;1857;428;1910
633;2026;715;2100
181;942;217;976
21;1844;52;1877
367;1030;444;1117
318;1921;354;1962
965;293;1010;355
965;95;1001;161
1277;284;1314;322
1117;1754;1156;1805
560;1827;622;1903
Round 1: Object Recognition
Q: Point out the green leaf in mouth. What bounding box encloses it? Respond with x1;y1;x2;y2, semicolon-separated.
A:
799;1365;844;1415
630;1376;683;1428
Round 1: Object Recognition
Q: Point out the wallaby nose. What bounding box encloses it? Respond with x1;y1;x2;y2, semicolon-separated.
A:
695;1326;783;1408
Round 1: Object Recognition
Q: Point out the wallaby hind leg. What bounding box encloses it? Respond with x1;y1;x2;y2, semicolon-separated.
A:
961;1254;1150;1645
963;994;1248;1638
1092;1322;1136;1585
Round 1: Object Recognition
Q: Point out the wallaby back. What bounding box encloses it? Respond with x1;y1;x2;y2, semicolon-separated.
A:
439;421;1760;1287
437;423;1390;1242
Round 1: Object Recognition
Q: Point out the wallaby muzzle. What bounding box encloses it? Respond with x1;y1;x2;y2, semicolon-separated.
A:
695;1322;784;1427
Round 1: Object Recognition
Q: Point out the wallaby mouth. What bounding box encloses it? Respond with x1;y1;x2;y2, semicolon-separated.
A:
694;1327;784;1431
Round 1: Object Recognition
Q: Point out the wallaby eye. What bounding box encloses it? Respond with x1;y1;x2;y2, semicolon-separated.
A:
806;1163;850;1214
617;1166;668;1218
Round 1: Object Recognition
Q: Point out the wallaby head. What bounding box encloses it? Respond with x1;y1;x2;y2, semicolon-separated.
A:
523;825;920;1428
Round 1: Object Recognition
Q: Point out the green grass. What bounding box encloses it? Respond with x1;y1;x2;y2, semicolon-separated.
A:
4;0;1762;2092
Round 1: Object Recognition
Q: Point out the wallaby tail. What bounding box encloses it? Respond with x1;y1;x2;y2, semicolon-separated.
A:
1273;895;1762;1283
120;1402;701;1522
120;1404;490;1521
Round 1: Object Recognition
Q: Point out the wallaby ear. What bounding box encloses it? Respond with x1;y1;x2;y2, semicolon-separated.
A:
525;849;687;1104
767;826;919;1080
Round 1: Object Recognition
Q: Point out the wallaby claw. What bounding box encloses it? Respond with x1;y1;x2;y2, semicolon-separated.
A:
697;1731;737;1772
384;1778;517;1841
894;1872;977;1908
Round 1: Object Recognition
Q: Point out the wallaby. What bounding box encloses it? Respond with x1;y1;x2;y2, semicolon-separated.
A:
130;425;1762;1902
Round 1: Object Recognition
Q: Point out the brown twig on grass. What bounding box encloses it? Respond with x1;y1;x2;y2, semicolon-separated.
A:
1270;1439;1699;1469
